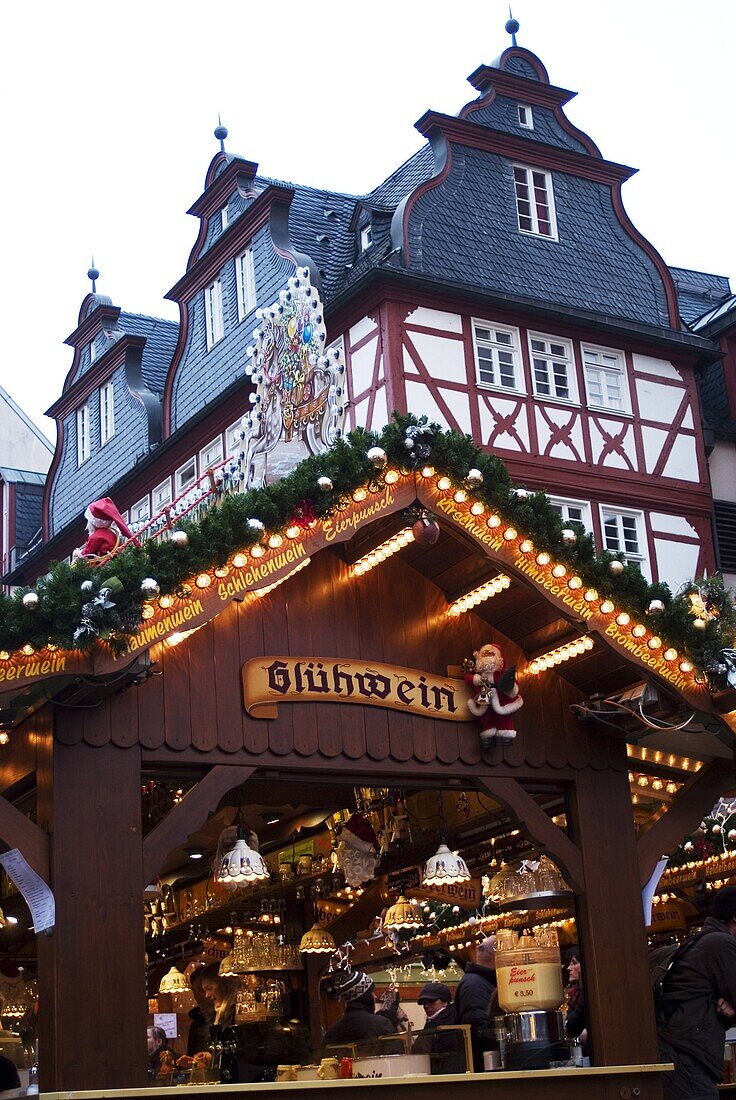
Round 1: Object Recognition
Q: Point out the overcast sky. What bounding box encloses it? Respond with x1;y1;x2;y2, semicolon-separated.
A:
1;0;733;440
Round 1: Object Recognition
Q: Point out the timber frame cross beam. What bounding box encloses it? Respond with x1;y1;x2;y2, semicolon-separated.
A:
142;765;256;888
475;775;585;895
0;792;49;884
637;755;735;889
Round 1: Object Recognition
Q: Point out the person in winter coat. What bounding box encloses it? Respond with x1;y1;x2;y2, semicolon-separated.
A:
563;948;588;1057
454;937;498;1070
322;970;403;1057
187;965;215;1056
659;885;736;1099
412;982;466;1074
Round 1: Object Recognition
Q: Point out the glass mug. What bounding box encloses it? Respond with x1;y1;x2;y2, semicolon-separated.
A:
317;1058;339;1080
276;1065;299;1081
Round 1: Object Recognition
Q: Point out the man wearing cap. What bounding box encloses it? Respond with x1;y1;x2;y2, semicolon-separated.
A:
321;970;403;1057
659;885;736;1099
412;982;465;1074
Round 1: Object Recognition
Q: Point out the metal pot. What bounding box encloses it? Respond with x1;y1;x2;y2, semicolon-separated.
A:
503;1009;565;1044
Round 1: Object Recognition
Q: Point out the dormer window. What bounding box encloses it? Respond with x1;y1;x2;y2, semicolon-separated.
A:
204;279;224;350
76;403;90;466
360;224;373;251
221;206;229;230
513;165;557;239
517;104;534;129
100;381;115;445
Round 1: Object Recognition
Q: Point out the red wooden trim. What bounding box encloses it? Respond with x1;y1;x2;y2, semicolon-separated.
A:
415;112;635;185
643;513;660;583
64;304;121;350
47;336;145;420
398;134;453;266
461;314;483;444
464;65;575;109
624;350;647;477
651;391;690;479
347;323;380;355
611;183;680;328
404;322;465;341
162;299;190;435
366;315;385;429
467;49;552;89
188;158;259;219
42;417;65;541
402;333;465;432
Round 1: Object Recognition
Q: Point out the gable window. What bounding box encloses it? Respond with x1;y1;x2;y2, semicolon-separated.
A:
221;206;229;231
513;165;557;238
152;479;172;515
200;436;224;471
360;224;373;251
548;497;592;533
100;381;115;445
175;458;197;495
89;337;99;365
235;247;256;321
601;507;647;570
204;278;224;350
76;403;90;466
473;321;523;391
517;104;534;129
529;333;576;402
583;345;629;413
130;496;151;529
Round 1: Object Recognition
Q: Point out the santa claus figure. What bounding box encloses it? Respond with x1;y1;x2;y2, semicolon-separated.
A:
466;642;523;745
72;497;135;561
332;813;380;887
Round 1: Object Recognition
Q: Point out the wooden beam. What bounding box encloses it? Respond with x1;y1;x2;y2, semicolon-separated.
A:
637;756;734;888
0;791;48;883
142;765;255;887
326;878;385;946
475;775;585;894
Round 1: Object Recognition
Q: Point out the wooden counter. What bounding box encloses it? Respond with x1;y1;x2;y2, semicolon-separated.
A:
42;1062;672;1100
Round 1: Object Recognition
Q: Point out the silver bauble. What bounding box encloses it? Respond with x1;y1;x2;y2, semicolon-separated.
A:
366;446;388;470
647;599;665;616
562;528;577;544
22;591;39;610
171;530;189;547
609;560;625;576
141;578;161;600
317;476;333;492
247;518;265;533
466;468;484;488
80;580;94;593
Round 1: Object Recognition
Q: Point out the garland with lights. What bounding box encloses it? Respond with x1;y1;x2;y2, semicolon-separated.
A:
0;413;734;686
666;807;736;869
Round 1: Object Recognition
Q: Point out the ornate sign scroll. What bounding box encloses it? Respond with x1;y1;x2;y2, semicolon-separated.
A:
242;657;472;721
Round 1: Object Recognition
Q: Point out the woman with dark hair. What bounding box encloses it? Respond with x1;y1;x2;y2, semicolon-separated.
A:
200;965;238;1029
563;947;588;1057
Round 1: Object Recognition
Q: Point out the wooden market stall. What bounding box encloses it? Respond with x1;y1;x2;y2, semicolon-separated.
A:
0;475;734;1099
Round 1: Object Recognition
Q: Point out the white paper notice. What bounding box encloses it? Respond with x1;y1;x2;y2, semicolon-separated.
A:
0;848;55;932
153;1013;179;1039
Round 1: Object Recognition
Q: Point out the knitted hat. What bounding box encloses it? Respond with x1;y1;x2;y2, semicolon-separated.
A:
713;885;736;922
342;813;379;853
417;982;452;1005
85;497;134;541
323;969;374;1002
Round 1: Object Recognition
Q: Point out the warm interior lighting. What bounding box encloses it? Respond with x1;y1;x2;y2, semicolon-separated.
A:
232;553;247;568
632;624;646;638
158;966;190;994
536;552;550;565
252;557;311;598
159;595;174;608
437;476;452;492
268;534;283;548
384;469;400;484
299;923;337;954
552;564;566;578
528;636;593;674
195;573;212;589
487;515;501;529
600;600;615;614
384;896;425;932
421;466;435;478
447;574;511;616
584;589;598;602
250;545;265;558
165;626;202;649
352;529;414;576
470;501;485;516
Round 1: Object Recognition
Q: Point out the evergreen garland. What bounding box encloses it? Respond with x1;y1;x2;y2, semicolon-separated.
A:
0;413;734;688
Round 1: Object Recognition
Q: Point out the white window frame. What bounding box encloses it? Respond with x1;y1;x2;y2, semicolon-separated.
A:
512;164;558;239
100;381;115;445
175;457;197;495
360;224;373;251
204;278;224;350
221;206;229;231
226;419;245;457
582;343;631;414
600;506;649;576
76;403;90;466
89;338;98;365
472;319;524;393
152;479;172;514
130;496;151;527
199;436;224;471
235;247;256;321
517;104;534;129
528;332;578;404
548;496;592;534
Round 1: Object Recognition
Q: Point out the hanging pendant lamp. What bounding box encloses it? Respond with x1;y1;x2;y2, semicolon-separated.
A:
422;793;471;887
158;965;190;994
215;797;270;885
384;895;425;932
219;950;238;977
299;923;337;954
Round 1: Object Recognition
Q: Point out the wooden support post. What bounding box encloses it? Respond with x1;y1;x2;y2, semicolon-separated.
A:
0;791;48;882
142;764;255;888
37;739;147;1092
567;747;660;1068
475;775;585;894
637;756;734;888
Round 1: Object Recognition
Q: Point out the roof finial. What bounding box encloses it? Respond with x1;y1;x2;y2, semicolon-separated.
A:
214;114;228;153
505;6;520;47
87;257;99;294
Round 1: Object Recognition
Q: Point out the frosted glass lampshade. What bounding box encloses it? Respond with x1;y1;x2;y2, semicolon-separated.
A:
299;923;336;954
422;843;470;887
158;966;190;994
384;895;425;932
215;830;270;884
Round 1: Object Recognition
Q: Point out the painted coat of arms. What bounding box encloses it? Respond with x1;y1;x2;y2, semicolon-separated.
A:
240;267;346;487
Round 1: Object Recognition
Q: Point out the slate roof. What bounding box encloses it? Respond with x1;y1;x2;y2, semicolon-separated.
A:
117;312;179;394
669;266;732;325
690;288;736;442
0;467;46;486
